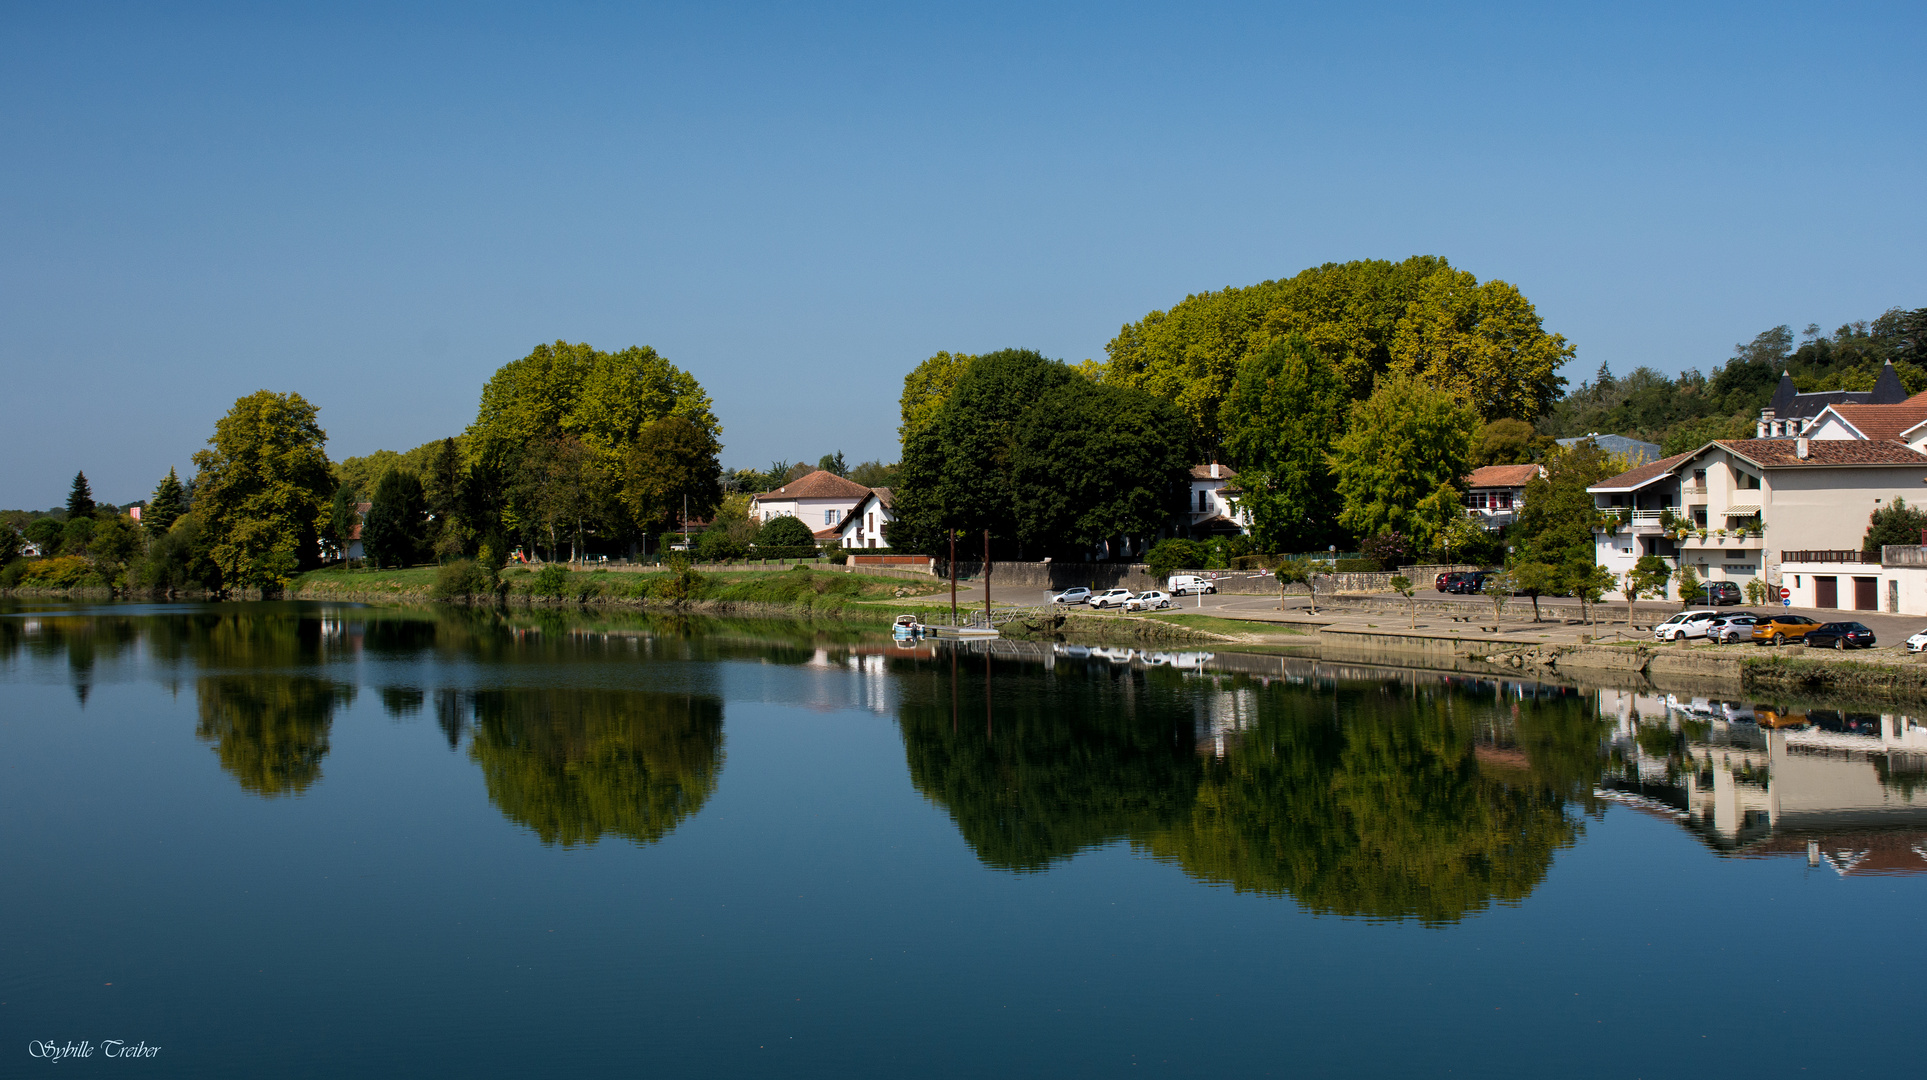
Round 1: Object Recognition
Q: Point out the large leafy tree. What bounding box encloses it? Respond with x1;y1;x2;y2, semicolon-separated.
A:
512;436;609;562
1101;257;1571;452
1512;439;1614;566
191;390;335;590
1329;374;1480;547
892;349;1078;555
1009;381;1194;556
1221;335;1347;551
620;416;723;538
145;468;186;536
898;351;975;446
361;468;429;569
466;341;717;543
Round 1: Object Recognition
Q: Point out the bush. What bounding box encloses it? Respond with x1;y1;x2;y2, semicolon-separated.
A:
21;556;101;589
756;515;817;548
749;545;822;561
1334;558;1383;572
653;556;704;604
827;550;848;565
697;528;746;562
532;564;570;599
1146;538;1207;581
431;559;495;601
1361;531;1414;568
0;559;25;589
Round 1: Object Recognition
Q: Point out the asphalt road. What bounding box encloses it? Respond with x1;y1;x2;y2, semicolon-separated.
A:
968;581;1927;647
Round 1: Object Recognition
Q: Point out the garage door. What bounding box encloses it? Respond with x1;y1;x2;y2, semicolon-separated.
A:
1854;576;1877;611
1816;576;1838;608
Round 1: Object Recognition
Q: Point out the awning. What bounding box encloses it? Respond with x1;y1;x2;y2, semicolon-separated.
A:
1723;505;1761;516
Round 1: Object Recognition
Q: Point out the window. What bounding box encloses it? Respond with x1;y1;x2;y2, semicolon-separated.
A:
1736;471;1760;490
1198;490;1208;513
866;513;874;531
1693;469;1706;484
824;509;835;525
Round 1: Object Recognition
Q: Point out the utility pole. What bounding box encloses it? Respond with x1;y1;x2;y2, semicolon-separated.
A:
983;529;991;624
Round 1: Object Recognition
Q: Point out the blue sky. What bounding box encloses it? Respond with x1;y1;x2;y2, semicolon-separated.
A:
2;2;1922;508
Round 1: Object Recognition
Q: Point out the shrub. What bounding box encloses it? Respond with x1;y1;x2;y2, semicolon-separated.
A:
0;559;25;589
697;528;746;563
532;564;570;599
1361;531;1414;568
21;556;99;589
1146;538;1207;581
755;515;817;548
431;559;495;601
653;556;704;604
827;550;848;565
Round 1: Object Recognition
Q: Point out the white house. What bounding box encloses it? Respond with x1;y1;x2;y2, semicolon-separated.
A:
1462;464;1542;530
1755;361;1911;438
1591;438;1927;598
836;488;894;549
1188;463;1251;537
750;470;874;541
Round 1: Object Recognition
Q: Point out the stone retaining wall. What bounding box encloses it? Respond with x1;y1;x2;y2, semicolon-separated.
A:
932;561;1158;591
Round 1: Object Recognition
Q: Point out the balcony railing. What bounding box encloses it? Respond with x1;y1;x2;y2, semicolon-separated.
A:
1682;485;1708;499
1623;507;1684;533
1781;550;1878;565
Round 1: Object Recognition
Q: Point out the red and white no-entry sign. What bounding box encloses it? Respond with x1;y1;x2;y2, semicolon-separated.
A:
1779;586;1791;601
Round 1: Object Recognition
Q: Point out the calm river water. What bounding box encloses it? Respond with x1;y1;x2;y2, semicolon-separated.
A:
3;602;1924;1077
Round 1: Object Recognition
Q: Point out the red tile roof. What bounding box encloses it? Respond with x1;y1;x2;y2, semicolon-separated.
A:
1821;403;1927;442
1188;464;1238;481
753;469;874;501
1717;438;1927;467
1589;452;1692;492
1464;464;1541;489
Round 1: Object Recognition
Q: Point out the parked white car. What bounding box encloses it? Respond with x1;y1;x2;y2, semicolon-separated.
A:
1653;609;1723;642
1126;590;1172;611
1907;627;1927;653
1051;587;1092;605
1169;575;1216;595
1090;588;1135;610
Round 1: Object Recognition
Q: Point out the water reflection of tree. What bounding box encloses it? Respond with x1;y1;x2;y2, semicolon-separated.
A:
195;675;356;796
1141;685;1603;925
896;661;1203;871
467;688;724;847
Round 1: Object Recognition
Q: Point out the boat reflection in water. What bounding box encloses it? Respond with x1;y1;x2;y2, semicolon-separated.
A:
1598;689;1927;874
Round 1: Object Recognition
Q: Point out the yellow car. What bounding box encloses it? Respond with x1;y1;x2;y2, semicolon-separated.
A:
1751;614;1822;646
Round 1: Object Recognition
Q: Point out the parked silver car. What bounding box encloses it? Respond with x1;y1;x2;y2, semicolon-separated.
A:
1051;587;1092;605
1707;614;1761;643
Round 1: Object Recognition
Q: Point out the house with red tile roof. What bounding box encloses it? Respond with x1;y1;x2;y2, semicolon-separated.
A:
833;488;894;549
1185;463;1250;537
751;470;878;543
1462;464;1543;530
1589;437;1927;599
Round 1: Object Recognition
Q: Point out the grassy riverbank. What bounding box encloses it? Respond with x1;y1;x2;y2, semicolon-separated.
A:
287;562;946;612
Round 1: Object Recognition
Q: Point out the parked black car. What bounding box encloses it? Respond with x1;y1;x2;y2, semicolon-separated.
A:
1436;571;1473;592
1804;622;1877;649
1446;571;1491;595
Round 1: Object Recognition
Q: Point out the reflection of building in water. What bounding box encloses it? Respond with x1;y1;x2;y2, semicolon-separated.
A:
1194;684;1258;758
1598;689;1927;872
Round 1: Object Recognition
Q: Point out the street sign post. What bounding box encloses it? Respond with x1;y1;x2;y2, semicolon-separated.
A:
1780;585;1791;609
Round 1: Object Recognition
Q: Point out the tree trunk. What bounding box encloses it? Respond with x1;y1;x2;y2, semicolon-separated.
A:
1530;595;1540;622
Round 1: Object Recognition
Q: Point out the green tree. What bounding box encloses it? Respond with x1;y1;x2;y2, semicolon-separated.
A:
60;515;96;555
816;451;848;477
361;468;428;568
620;416;723;541
1561;560;1615;624
140;514;220;593
1471;418;1540;467
1101;258;1572;451
1221;335;1347;551
423;437;469;560
1513;440;1613;567
326;483;359;562
465;341;717;544
1329;373;1480;545
1511;561;1558;622
755;515;816;548
898;350;976;446
893;349;1077;555
191;390;334;591
1390;574;1417;627
1275;559;1318;613
146;468;186;536
1674;564;1703;609
1009;381;1194;557
66;471;95;520
1481;567;1516;621
1146;538;1207;582
847;460;899;489
1863;496;1927;556
25;517;63;556
89;513;145;590
1629;556;1673;621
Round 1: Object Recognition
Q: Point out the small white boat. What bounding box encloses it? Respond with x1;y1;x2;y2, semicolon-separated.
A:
892;614;925;639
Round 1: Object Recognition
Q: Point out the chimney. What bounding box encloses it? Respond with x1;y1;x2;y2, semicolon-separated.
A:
1795;437;1809;460
1210;461;1220;479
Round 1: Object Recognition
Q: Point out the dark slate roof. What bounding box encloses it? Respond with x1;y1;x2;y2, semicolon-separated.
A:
1766;361;1908;419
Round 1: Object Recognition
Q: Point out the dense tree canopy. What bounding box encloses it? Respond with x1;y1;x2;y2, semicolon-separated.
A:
1863;497;1927;557
1220;335;1347;551
898;351;975;446
1101;257;1572;453
620;416;723;536
190;390;335;590
145;468;185;536
361;468;428;568
1512;440;1615;567
1329;374;1481;548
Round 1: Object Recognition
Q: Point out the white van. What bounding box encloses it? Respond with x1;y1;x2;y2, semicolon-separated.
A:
1169;575;1215;595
